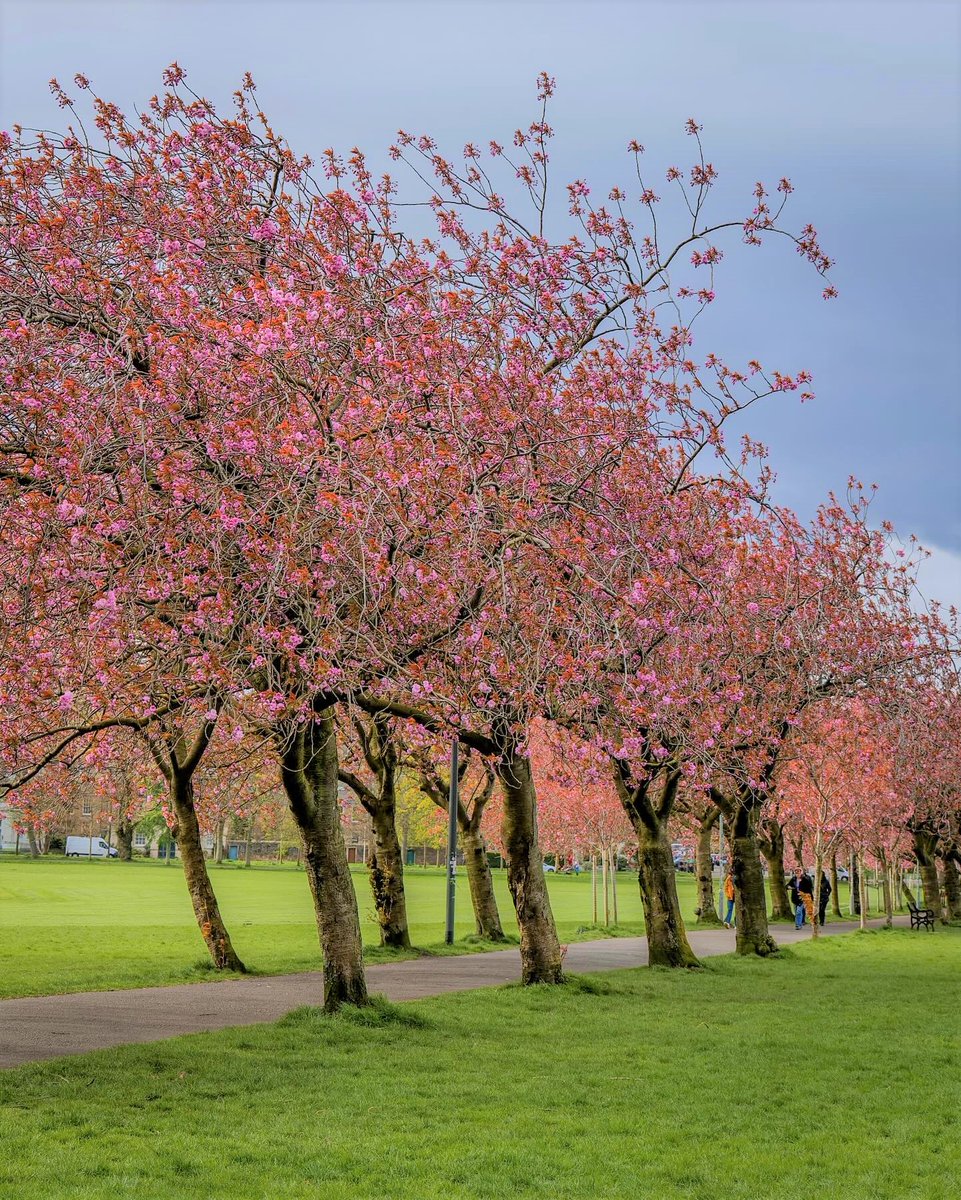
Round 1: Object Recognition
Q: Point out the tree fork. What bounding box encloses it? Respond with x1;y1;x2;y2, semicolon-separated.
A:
758;818;792;921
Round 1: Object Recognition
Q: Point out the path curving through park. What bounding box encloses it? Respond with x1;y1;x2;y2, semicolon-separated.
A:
0;917;908;1069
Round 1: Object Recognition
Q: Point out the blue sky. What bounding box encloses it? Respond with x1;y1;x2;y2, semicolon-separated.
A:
1;0;958;604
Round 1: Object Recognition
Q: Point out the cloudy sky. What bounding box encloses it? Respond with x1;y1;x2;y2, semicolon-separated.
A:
1;0;958;605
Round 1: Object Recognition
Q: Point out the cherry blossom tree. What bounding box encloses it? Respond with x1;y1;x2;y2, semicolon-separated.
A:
1;67;837;1001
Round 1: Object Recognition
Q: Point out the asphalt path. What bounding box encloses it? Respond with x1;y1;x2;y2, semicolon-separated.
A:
0;916;910;1069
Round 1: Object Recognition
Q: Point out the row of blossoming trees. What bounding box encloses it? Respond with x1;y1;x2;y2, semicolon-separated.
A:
1;70;957;1008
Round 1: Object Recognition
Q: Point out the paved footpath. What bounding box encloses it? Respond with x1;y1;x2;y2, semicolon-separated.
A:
0;917;907;1070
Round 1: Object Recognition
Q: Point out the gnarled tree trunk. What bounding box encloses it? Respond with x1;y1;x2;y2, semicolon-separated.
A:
367;802;411;949
911;826;942;919
170;772;246;972
694;806;722;926
420;759;505;942
731;801;778;957
618;766;699;968
496;735;563;984
634;818;700;966
849;854;861;916
340;713;411;950
940;851;961;922
463;824;505;940
116;817;134;861
758;817;792;921
830;854;842;916
142;713;245;973
279;708;368;1010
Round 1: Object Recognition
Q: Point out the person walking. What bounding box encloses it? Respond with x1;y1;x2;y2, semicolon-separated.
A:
818;870;832;927
799;870;815;926
723;871;736;928
789;868;806;929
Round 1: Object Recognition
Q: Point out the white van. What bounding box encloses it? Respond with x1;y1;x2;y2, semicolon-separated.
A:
65;836;118;858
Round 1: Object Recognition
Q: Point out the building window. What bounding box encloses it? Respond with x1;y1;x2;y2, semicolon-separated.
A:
82;800;92;817
134;833;147;847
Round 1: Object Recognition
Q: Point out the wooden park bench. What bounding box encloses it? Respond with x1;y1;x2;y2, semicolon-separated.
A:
908;901;936;930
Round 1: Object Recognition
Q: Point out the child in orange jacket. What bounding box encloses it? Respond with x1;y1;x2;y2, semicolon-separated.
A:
724;873;736;928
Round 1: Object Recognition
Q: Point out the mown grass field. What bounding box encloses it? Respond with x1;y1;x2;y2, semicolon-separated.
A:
2;855;651;997
0;855;873;998
1;929;957;1199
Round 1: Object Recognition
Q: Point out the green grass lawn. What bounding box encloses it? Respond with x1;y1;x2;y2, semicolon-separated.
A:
0;856;650;997
0;855;874;999
1;929;958;1199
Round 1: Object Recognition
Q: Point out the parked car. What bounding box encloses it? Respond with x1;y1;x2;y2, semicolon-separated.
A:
65;836;118;858
542;862;556;873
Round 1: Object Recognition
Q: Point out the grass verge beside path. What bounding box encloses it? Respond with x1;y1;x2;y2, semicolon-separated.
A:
2;857;650;998
2;929;958;1199
1;855;889;999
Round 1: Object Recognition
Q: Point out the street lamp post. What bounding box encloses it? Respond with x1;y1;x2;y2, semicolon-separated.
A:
445;739;459;945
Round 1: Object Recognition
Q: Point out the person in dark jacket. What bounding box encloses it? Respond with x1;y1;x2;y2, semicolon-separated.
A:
789;869;815;928
818;870;832;926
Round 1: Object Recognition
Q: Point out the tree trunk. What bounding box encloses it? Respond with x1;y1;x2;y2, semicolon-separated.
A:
26;826;40;858
341;716;412;950
830;854;842;916
811;851;824;940
213;818;225;864
462;824;505;940
244;815;253;868
634;818;699;967
694;808;722;926
849;854;860;915
911;827;942;918
610;846;619;925
758;818;792;921
877;850;894;928
496;739;563;985
731;804;779;957
918;861;941;918
857;853;869;931
279;711;368;1010
367;802;411;949
939;854;961;922
116;818;134;861
170;773;246;972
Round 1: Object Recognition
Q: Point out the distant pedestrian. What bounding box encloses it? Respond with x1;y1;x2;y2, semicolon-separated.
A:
798;870;815;925
789;868;806;929
818;870;832;926
724;872;736;928
796;878;815;921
